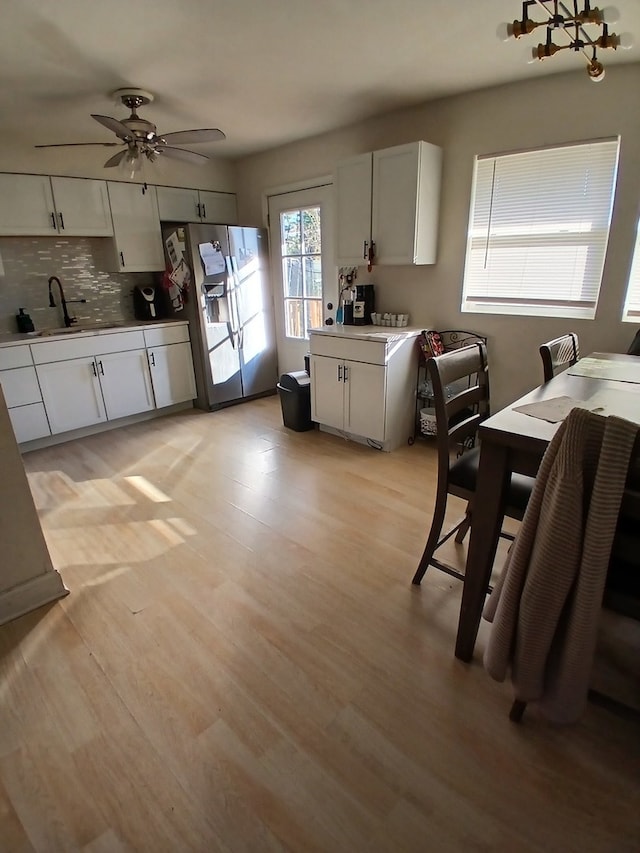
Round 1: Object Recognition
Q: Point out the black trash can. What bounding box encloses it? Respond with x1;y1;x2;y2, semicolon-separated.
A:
277;370;314;431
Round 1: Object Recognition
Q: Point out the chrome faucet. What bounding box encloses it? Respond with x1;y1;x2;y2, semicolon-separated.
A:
48;276;87;328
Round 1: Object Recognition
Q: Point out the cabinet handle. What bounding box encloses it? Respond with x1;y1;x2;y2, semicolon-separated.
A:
120;251;125;267
58;211;65;230
197;202;201;218
91;361;97;377
344;365;349;382
51;212;56;229
149;351;156;367
337;364;342;382
202;203;206;218
98;360;104;376
363;240;368;260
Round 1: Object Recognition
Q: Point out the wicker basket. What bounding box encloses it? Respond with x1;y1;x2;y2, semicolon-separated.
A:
419;408;437;435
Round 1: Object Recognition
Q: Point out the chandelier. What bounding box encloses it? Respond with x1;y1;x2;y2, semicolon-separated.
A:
498;1;633;81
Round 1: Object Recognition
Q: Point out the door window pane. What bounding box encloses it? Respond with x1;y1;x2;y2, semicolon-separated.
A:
280;205;323;339
284;298;304;338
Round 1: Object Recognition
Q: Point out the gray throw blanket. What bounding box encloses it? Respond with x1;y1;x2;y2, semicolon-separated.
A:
483;407;637;723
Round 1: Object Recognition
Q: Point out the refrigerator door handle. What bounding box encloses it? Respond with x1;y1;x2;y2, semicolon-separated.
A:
227;321;236;349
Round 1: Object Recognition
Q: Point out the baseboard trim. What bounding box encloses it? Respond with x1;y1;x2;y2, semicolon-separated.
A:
0;571;69;627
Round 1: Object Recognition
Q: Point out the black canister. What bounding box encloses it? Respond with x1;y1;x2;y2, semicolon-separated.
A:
16;308;35;333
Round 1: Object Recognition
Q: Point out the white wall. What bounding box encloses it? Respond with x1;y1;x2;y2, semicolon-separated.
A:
0;142;237;193
235;64;640;409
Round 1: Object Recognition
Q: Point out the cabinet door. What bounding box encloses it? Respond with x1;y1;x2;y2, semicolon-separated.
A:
372;141;442;265
36;358;107;434
107;182;165;272
310;355;345;430
8;404;51;443
98;349;155;420
0;174;57;235
344;359;386;442
335;153;372;267
156;186;200;222
50;177;113;236
198;190;238;224
148;342;197;408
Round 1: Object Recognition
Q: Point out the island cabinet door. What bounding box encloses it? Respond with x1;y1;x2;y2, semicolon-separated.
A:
36;358;107;434
344;359;386;442
310;355;345;431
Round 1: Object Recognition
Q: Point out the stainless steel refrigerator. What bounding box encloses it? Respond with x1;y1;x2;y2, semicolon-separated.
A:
161;222;278;410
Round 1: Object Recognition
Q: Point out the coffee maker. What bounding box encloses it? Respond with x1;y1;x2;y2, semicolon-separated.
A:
352;284;375;326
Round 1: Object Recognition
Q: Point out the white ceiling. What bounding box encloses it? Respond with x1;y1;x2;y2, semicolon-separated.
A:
2;0;638;160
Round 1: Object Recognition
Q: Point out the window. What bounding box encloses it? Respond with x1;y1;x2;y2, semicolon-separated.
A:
461;138;620;319
622;217;640;322
280;206;323;339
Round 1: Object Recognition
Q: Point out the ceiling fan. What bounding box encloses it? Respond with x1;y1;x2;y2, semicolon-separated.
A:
35;88;225;173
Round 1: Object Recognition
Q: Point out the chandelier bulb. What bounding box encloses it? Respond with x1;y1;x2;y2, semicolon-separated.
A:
617;31;635;49
601;6;620;25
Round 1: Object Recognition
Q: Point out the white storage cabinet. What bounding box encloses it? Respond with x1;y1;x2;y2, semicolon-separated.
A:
0;174;113;237
106;182;165;272
309;329;419;451
335;140;442;267
144;324;197;408
156;185;238;224
32;330;154;434
0;345;51;443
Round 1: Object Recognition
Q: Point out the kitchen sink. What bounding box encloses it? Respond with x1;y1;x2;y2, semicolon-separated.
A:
35;324;125;337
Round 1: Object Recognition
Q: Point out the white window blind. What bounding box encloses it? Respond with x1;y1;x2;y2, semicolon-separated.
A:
622;218;640;322
461;139;620;319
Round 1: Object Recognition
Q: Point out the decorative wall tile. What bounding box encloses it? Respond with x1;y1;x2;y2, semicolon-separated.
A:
0;236;154;334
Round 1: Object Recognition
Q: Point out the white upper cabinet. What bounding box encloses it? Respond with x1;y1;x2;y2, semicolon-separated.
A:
106;182;165;272
335;140;443;267
0;173;113;236
50;177;113;236
156;186;200;221
335;153;373;268
156;185;238;224
198;190;237;224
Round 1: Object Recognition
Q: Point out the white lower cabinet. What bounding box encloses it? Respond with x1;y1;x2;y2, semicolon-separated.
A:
36;348;154;433
36;357;107;433
33;330;156;435
309;329;419;451
0;345;51;443
0;322;196;446
311;356;386;442
144;325;196;408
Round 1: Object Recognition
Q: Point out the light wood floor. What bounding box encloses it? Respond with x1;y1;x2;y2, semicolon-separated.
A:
1;397;638;852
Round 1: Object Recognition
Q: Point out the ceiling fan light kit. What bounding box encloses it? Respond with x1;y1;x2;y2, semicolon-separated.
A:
498;1;633;81
35;88;225;174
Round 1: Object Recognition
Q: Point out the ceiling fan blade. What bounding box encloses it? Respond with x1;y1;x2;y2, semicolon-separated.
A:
91;114;132;140
158;128;226;145
104;150;128;168
158;146;210;166
35;142;121;148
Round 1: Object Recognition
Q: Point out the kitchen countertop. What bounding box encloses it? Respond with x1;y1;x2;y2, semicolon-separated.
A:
0;319;188;348
308;324;422;343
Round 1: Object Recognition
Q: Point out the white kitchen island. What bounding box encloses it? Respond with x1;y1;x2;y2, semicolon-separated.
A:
308;324;421;451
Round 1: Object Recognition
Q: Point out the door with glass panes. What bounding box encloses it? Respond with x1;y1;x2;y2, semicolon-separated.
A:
268;185;335;374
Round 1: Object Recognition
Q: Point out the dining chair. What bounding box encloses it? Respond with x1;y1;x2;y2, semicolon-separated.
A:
539;332;580;382
412;343;534;586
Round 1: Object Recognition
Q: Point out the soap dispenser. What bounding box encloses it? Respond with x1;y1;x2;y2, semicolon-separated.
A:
16;308;35;333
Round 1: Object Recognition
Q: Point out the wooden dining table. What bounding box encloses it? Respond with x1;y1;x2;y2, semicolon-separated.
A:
455;352;640;662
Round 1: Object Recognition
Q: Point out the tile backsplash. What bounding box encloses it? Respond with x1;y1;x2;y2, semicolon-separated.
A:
0;236;154;334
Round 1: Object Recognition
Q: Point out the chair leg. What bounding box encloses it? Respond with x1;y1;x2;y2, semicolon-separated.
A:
454;508;472;544
412;489;448;585
509;700;527;723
